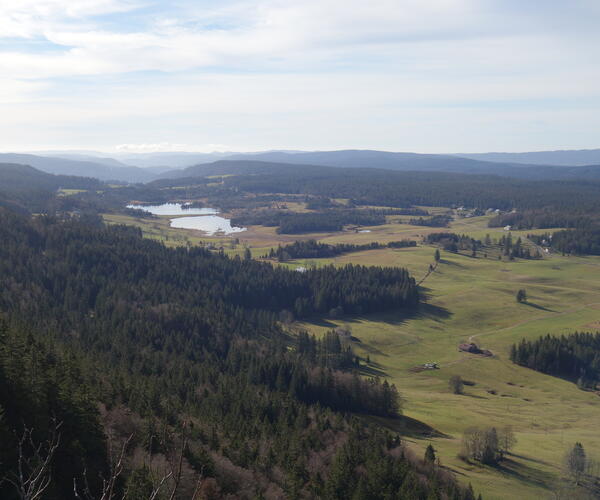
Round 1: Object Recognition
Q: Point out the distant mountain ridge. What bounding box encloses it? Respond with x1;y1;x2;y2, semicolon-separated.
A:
157;150;525;178
6;148;600;183
455;149;600;166
0;153;159;183
47;147;600;169
158;151;600;182
150;159;328;186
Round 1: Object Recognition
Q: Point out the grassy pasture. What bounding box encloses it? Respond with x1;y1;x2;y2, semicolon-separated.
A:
105;207;598;498
296;217;600;499
57;188;87;196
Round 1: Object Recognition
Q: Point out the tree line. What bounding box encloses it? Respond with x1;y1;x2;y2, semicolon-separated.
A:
489;209;594;230
231;208;428;234
217;166;600;213
427;232;541;260
510;332;600;389
408;215;452;227
267;239;416;260
530;227;600;256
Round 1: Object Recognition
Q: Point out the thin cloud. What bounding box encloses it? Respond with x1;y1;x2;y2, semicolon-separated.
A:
0;1;598;152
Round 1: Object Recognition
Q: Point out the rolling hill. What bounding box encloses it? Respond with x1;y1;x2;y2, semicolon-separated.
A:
0;163;103;211
223;150;600;180
9;149;600;183
158;154;600;182
0;153;156;183
456;148;600;166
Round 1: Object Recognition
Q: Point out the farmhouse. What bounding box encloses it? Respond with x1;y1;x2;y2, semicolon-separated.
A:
458;342;479;353
458;342;493;357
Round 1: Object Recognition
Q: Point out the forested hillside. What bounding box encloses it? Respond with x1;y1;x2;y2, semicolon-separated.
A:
0;208;475;499
0;163;102;212
154;163;600;212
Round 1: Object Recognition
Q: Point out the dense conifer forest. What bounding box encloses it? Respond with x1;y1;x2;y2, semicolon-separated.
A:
488;209;592;230
510;333;600;389
0;163;102;212
212;166;600;212
408;215;452;227
530;228;600;255
267;239;416;260
230;208;426;234
0;206;478;499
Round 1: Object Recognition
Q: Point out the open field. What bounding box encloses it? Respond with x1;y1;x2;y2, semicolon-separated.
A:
102;210;445;259
105;208;598;498
296;217;599;499
57;188;88;196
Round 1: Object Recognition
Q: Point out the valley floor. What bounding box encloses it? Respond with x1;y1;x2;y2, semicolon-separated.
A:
298;217;600;500
105;211;600;499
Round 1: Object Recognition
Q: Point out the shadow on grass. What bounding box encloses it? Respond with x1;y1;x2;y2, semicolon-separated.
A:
366;414;450;439
356;342;392;358
416;302;452;321
439;258;466;268
506;452;552;467
494;457;555;490
306;317;339;328
301;301;452;334
523;301;557;313
359;362;388;378
462;392;488;399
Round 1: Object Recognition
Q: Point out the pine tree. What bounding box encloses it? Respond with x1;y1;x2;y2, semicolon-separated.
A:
425;444;436;463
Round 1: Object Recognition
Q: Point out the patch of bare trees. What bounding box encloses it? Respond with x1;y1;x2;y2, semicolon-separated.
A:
0;419;62;500
460;426;517;465
2;417;210;500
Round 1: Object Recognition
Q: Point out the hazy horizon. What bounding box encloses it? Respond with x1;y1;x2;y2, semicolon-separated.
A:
1;0;599;153
3;146;600;157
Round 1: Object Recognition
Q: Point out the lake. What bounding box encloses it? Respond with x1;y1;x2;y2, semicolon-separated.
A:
126;203;247;236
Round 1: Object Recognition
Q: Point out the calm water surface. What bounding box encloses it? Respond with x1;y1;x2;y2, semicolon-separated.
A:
126;203;247;236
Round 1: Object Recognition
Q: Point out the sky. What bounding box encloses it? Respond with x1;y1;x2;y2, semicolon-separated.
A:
1;0;599;154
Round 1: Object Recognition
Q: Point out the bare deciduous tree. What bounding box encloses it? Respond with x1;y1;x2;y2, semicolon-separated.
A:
565;442;586;485
74;433;133;500
498;426;517;458
1;419;62;500
74;421;200;500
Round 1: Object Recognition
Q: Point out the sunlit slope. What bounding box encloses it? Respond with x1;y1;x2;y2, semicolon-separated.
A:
298;218;600;499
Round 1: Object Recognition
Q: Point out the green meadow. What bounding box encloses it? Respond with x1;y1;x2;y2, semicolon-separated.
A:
297;217;600;499
105;209;599;498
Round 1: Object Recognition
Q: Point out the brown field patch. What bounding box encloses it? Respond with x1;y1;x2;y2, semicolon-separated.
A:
583;320;600;329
